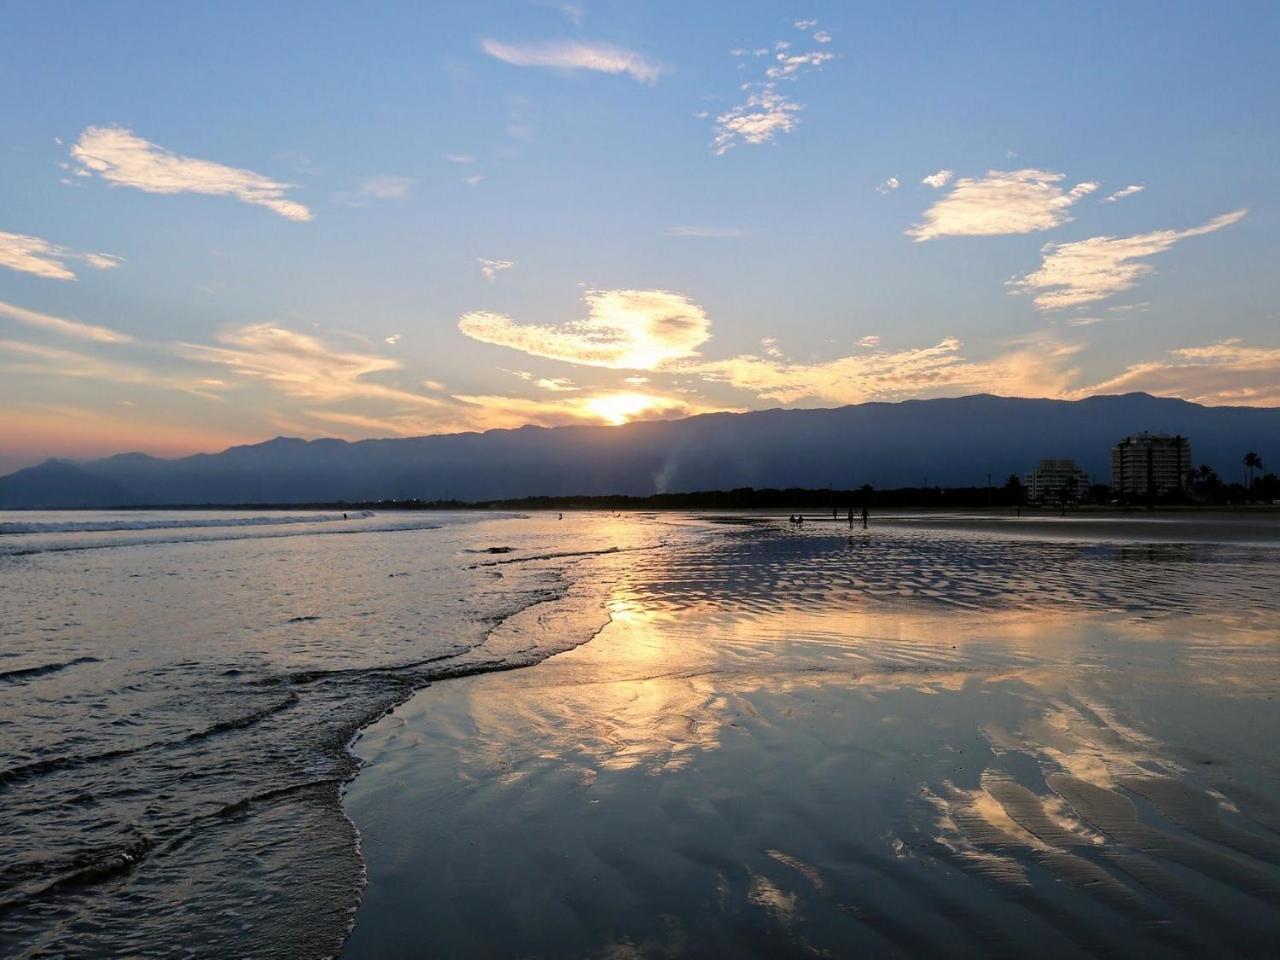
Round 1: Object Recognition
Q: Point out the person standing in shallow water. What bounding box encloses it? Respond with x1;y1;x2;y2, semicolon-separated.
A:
861;506;869;529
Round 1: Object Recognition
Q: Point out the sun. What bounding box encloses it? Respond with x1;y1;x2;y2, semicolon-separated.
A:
582;392;675;426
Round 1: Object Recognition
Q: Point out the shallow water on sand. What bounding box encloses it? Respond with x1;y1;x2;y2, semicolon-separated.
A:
345;517;1280;958
0;510;687;958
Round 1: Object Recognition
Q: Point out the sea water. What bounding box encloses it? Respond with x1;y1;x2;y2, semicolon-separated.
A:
0;510;688;957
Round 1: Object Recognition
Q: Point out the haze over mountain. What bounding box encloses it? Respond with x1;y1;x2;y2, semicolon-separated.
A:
1;393;1275;509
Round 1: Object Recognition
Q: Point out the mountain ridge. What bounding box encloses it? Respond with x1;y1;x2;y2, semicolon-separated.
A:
3;393;1275;508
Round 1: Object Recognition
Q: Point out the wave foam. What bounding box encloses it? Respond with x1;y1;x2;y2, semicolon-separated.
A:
0;511;374;536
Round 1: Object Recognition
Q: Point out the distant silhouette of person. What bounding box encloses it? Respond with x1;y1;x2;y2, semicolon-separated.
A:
558;512;564;520
847;506;854;527
861;506;869;529
342;512;348;520
832;507;837;521
797;514;804;526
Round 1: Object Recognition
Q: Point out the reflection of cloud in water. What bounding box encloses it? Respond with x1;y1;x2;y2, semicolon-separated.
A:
416;521;1280;955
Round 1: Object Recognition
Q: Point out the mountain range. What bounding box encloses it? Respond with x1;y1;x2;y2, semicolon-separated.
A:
2;393;1276;508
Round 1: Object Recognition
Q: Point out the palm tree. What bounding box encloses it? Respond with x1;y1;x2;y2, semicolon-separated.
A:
1244;452;1263;491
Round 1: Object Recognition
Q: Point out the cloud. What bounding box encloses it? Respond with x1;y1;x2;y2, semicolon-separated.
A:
385;334;401;345
876;177;900;194
538;0;584;25
907;169;1098;241
689;336;1082;406
0;338;220;399
794;19;818;30
0;229;123;281
766;50;834;80
712;36;833;154
445;153;476;164
338;174;415;205
1074;339;1280;406
478;257;514;280
859;335;881;347
535;376;578;392
480;38;662;84
921;169;953;189
713;87;803;154
82;252;124;271
0;298;133;343
1103;184;1144;203
1009;209;1247;310
464;174;486;187
176;324;443;407
71;126;312;221
453;390;719;429
667;225;745;238
459;289;710;370
813;30;832;43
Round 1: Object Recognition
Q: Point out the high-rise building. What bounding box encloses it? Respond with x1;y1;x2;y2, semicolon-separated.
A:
1110;433;1192;498
1024;459;1090;503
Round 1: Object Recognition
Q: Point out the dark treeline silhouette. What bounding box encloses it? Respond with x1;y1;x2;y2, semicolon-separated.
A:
72;479;1280;515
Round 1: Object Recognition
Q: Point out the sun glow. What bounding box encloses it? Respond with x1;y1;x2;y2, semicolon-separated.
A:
582;391;683;425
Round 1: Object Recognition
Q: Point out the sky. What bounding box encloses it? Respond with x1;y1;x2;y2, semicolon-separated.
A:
2;0;1278;473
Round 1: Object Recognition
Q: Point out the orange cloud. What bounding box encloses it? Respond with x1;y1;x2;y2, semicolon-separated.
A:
1074;338;1280;406
459;290;710;370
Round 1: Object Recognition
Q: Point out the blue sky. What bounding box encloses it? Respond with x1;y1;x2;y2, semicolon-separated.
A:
1;0;1277;471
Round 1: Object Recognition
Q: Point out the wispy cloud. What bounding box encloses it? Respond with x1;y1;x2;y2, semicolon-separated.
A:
907;169;1098;241
445;153;476;164
480;38;662;84
459;289;710;370
667;225;745;238
921;169;953;189
0;229;122;281
876;177;900;194
1103;184;1144;203
336;174;415;205
1009;209;1247;310
513;370;579;392
71;126;312;221
0;338;221;400
478;257;514;280
688;335;1082;406
1075;338;1280;406
0;298;133;343
766;50;834;80
176;324;442;407
534;0;584;25
794;19;818;30
812;30;832;43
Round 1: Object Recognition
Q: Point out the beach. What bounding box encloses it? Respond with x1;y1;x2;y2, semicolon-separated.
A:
343;513;1280;958
3;510;1279;957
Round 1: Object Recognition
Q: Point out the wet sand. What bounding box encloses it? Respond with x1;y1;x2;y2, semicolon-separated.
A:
343;518;1280;958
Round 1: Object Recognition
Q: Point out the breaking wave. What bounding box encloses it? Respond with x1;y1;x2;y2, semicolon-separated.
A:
0;511;374;536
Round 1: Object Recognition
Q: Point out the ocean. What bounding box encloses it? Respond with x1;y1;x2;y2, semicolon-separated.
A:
0;509;690;957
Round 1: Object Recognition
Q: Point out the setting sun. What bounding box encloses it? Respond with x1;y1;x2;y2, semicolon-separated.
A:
582;391;681;426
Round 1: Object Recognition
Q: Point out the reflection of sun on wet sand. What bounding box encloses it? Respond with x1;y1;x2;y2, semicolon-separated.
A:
343;517;1280;958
